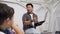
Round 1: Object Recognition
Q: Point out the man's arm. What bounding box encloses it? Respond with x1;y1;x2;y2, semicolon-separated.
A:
32;17;38;22
24;20;31;25
22;15;31;26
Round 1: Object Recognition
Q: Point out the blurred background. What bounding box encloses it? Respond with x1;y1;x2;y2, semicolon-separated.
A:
0;0;60;34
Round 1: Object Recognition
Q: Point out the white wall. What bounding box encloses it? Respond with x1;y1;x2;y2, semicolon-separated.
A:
48;3;60;34
54;3;60;31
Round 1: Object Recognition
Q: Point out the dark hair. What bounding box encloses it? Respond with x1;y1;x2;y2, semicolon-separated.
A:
0;3;14;25
26;3;33;8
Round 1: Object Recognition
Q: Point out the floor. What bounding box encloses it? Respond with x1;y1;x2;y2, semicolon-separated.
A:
41;32;52;34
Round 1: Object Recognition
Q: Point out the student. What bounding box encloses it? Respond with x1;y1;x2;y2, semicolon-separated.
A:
22;3;48;34
0;3;24;34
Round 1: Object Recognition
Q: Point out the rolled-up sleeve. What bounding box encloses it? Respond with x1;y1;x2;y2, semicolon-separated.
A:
33;14;38;23
22;14;27;24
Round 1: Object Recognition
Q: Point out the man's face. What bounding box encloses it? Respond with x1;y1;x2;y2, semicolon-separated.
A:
26;5;33;13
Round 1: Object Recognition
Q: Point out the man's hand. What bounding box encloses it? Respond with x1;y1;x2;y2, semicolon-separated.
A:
24;20;31;26
32;17;38;22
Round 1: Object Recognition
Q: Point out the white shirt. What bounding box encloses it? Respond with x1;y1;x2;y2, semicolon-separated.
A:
29;14;34;27
0;32;5;34
30;14;33;20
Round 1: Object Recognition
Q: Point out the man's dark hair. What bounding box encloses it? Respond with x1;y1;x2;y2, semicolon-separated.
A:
26;3;33;8
0;3;14;25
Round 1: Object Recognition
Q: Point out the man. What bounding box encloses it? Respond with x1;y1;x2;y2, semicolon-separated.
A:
0;3;24;34
22;3;48;34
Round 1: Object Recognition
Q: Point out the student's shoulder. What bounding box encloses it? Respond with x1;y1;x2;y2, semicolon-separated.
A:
0;32;5;34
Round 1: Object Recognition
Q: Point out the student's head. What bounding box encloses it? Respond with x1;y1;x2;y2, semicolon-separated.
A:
0;3;14;28
26;3;33;13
